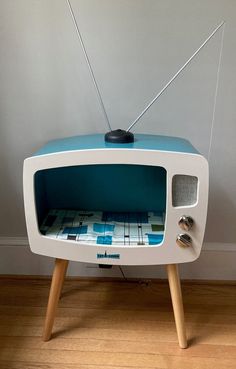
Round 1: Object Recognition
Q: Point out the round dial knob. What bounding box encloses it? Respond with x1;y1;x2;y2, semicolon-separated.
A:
178;215;194;231
176;233;192;248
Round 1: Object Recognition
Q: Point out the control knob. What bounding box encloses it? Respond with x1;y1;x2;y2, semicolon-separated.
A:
178;215;194;231
176;233;192;248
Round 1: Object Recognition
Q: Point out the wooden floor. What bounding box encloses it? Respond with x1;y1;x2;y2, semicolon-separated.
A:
0;277;236;369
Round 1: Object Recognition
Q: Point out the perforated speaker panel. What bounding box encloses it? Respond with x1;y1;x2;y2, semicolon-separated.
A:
172;175;198;207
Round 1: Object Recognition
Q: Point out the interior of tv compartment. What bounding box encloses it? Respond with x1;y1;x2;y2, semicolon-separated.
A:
35;164;167;246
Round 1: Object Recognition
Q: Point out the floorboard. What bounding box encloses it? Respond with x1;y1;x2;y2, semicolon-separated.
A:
0;277;236;368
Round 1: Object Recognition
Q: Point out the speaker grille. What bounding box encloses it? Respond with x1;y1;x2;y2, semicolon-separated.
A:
172;175;198;207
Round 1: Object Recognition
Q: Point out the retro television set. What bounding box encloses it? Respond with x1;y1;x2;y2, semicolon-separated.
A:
23;132;208;349
23;1;224;348
24;133;208;266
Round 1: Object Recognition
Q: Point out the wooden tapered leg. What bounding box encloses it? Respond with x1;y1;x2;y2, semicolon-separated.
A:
166;264;187;349
42;258;69;341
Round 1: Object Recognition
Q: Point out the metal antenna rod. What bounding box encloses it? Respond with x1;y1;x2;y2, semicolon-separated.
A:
126;21;225;132
66;0;112;131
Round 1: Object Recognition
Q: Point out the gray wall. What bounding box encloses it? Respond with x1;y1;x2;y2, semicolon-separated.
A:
0;0;235;243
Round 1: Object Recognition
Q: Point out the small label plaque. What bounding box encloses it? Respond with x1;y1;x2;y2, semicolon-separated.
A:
97;251;120;259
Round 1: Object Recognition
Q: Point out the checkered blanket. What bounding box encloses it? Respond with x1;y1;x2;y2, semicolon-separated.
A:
40;209;165;246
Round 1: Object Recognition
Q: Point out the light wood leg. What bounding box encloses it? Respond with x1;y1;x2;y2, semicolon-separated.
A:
166;264;187;349
42;258;69;341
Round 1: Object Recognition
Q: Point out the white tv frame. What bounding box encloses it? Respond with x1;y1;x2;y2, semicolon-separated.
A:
23;148;208;266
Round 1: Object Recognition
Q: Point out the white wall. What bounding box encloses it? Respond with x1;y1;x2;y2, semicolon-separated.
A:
0;0;235;278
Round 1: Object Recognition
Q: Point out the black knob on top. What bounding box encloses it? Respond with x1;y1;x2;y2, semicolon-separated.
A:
104;129;134;144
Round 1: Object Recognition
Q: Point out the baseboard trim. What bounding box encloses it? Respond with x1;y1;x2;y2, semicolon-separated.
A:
203;242;236;252
0;237;235;280
0;237;28;247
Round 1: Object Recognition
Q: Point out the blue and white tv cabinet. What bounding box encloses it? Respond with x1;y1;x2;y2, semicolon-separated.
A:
23;133;209;348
